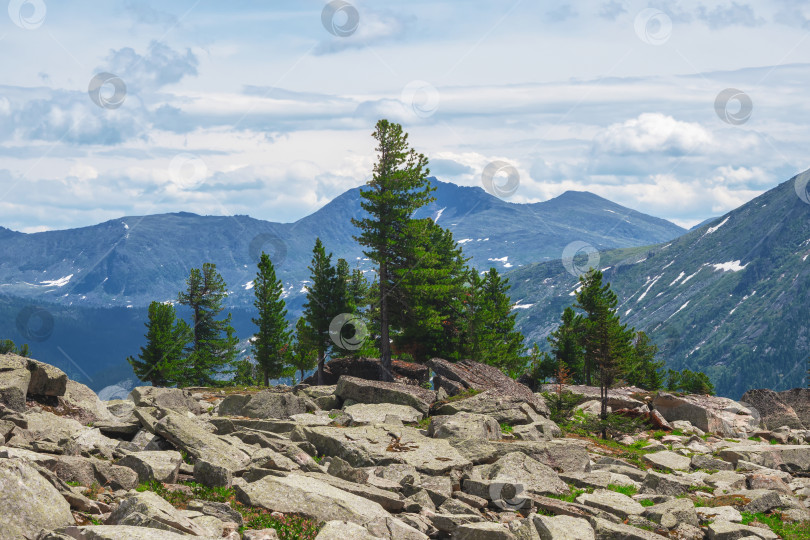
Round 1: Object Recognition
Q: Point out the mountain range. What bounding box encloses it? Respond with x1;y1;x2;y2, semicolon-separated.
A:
507;170;810;398
6;172;806;399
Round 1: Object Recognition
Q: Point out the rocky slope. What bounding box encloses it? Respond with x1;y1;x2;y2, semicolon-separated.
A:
0;353;808;539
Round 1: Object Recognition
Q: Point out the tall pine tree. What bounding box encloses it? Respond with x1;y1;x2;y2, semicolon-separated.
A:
547;306;585;383
575;269;634;438
127;301;191;387
392;219;469;362
301;238;342;384
252;252;292;386
178;263;239;387
291;318;319;383
352;119;433;381
463;268;526;376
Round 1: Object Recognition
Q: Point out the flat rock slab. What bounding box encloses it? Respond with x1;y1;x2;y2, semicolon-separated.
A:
432;391;535;425
454;438;591;473
0;458;74;539
706;520;779;539
531;514;595;540
315;520;385;540
153;410;250;470
302;425;472;475
718;445;810;473
576;489;644;519
219;390;316;419
54;525;222;539
642;450;692;471
235;474;427;540
452;522;518;540
336;376;435;415
130;386;203;415
653;393;759;437
589;517;669;539
344;402;422;424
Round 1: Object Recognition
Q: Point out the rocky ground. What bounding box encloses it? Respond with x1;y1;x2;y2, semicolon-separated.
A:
1;353;809;540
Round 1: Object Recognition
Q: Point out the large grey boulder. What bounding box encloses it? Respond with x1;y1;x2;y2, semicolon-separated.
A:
315;520;385;540
153;410;250;470
640;471;696;496
652;393;760;436
63;380;115;422
589;517;669;539
129;386;203;415
642;497;699;528
50;455;139;490
451;522;517;539
0;458;74;539
336;376;435;415
428;412;501;441
24;410;86;442
54;525;222;539
27;357;68;397
454;438;591;473
464;451;569;501
575;489;644;520
741;388;810;430
116;450;183;483
219;390;316;419
641;450;692;472
106;490;212;535
427;358;548;416
718;445;810;473
531;514;595;540
706;520;779;539
433;391;538;425
344;402;422;424
0;355;32;411
300;424;472;475
235;473;427;539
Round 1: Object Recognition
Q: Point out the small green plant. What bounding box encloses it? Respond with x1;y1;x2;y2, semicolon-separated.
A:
179;450;193;465
670;428;684;436
546;485;591;503
500;423;513;435
748;436;761;442
445;388;482;402
740;511;810;540
769;439;778;445
652;430;666;440
65;480;82;487
607;484;638;497
640;499;655;507
629;440;650;450
416;417;431;429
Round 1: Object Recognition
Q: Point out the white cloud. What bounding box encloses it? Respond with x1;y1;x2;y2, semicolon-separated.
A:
593;113;713;155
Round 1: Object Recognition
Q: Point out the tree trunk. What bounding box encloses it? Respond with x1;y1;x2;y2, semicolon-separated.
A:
379;260;393;382
316;350;325;385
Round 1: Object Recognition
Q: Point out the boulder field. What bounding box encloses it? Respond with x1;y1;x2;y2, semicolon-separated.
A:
0;354;808;539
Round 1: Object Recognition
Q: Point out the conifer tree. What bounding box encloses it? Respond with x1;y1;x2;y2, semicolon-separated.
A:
127;301;191;386
463;268;526;376
352;119;433;381
547;306;585;383
301;238;341;384
291;318;319;383
252;252;292;386
178;263;239;386
622;331;664;390
392;219;468;362
0;339;30;357
575;269;634;438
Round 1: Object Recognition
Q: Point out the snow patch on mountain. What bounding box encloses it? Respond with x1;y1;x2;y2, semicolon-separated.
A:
40;274;73;287
712;260;747;272
702;216;729;237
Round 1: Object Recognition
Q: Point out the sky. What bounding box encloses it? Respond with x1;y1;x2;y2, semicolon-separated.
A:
1;0;810;232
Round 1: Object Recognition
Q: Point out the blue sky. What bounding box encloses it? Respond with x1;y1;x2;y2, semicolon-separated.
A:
1;0;810;232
